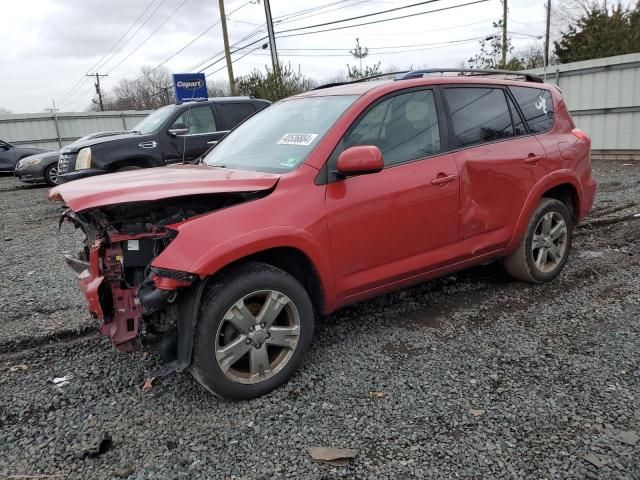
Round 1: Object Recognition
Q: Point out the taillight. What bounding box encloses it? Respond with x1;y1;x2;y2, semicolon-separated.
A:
572;128;591;147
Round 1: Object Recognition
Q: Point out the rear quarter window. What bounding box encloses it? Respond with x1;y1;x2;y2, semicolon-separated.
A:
444;87;515;148
509;86;554;133
217;102;257;130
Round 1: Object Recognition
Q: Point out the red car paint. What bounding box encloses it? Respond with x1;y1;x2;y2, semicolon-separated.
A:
51;75;596;351
50;164;280;212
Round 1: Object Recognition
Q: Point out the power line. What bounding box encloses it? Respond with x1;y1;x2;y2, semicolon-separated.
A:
275;0;490;39
106;0;190;75
276;0;444;34
198;0;487;75
198;35;268;72
86;0;161;74
257;37;486;57
92;0;170;73
205;44;266;78
277;36;490;52
327;17;494;36
56;0;160;104
131;0;253;79
57;0;170;106
274;0;369;26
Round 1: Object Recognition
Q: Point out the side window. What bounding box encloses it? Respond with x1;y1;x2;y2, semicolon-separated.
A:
444;88;515;147
505;93;527;136
217;103;256;129
171;106;216;134
510;86;554;133
342;90;441;167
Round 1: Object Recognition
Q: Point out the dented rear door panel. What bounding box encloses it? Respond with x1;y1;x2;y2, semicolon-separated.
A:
453;136;548;254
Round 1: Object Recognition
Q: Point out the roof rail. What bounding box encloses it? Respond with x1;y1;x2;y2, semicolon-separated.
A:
312;71;410;91
395;68;544;83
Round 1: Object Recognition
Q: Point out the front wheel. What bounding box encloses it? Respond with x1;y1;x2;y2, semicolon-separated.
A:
190;262;314;400
503;198;573;283
44;163;59;186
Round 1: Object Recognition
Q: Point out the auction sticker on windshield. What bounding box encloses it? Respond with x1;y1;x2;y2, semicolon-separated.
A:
277;133;318;146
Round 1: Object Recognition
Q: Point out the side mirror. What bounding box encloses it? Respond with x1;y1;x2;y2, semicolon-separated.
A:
168;123;189;136
336;145;384;177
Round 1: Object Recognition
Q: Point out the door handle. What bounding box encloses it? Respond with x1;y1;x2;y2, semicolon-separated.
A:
524;154;543;164
431;174;457;186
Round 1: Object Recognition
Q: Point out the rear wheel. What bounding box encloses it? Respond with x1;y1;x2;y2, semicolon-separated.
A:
44;163;59;186
503;198;572;283
190;262;314;399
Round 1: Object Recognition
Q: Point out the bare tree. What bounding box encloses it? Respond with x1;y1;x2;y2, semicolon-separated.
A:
207;79;230;97
513;43;557;68
90;66;175;111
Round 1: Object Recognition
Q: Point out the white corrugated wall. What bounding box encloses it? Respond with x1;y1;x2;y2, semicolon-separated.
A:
0;110;152;149
524;53;640;154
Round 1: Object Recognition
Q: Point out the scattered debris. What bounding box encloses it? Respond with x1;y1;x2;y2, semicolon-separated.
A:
470;409;486;417
580;250;604;259
50;375;73;388
368;391;385;399
8;475;68;479
113;465;135;478
469;378;478;385
142;377;156;392
308;447;358;466
9;364;28;372
4;237;12;241
615;431;639;446
623;163;634;166
81;431;113;458
582;453;606;469
634;213;640;218
25;270;35;278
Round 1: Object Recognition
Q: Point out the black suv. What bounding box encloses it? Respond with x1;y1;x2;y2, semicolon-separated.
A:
57;97;270;183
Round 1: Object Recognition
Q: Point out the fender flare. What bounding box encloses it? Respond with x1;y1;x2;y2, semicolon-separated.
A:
153;225;337;313
193;226;336;310
506;170;583;251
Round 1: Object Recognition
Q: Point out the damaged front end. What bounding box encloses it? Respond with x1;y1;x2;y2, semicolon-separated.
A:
57;193;257;362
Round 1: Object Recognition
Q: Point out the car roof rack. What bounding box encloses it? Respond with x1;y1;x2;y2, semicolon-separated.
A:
312;71;410;90
395;68;544;83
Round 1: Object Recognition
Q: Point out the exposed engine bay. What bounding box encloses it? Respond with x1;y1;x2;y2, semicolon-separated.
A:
60;192;266;356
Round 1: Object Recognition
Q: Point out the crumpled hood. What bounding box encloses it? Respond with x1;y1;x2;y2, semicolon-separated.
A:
49;164;280;212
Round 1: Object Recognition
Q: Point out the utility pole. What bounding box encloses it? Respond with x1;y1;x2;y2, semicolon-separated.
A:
544;0;551;68
86;73;108;111
263;0;279;72
218;0;236;95
501;0;508;67
45;99;62;148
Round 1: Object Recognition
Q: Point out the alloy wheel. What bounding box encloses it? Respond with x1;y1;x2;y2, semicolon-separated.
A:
214;290;301;384
531;211;568;273
48;166;59;185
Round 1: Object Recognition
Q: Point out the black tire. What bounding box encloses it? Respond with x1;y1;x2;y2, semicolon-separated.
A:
190;262;314;400
503;198;573;283
44;163;59;186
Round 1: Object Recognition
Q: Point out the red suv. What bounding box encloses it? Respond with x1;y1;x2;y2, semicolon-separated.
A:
51;69;596;399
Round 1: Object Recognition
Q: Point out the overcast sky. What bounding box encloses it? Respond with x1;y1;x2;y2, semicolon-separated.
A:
0;0;549;114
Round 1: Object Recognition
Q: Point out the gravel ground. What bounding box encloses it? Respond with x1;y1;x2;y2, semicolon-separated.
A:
0;161;639;479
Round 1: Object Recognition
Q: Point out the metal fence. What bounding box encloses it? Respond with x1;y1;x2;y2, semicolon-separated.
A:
0;110;152;150
524;52;640;160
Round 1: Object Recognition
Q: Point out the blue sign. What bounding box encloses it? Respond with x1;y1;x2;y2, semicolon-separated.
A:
172;73;208;103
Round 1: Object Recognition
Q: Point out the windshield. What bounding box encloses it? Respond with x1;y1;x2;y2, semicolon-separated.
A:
131;105;176;134
203;95;358;173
